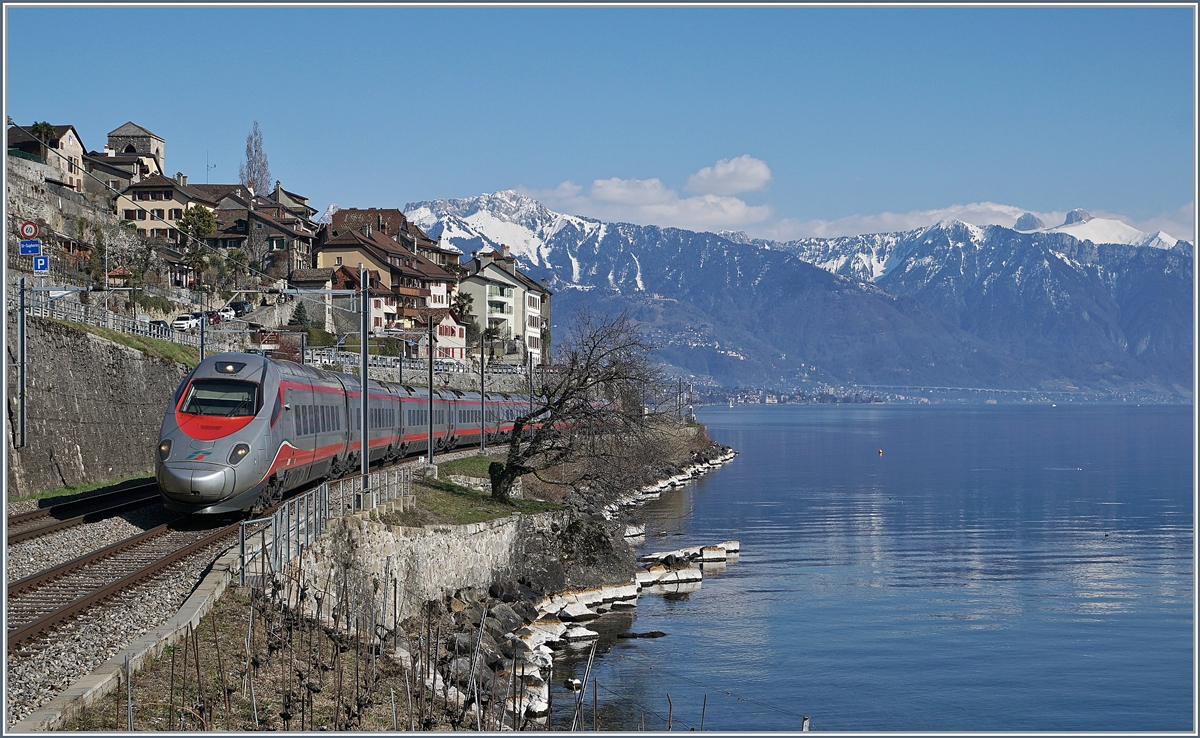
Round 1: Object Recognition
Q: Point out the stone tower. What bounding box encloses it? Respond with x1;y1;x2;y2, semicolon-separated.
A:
107;122;164;172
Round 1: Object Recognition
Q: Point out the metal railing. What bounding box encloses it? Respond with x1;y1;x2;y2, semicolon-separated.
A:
238;467;416;586
328;466;416;517
11;288;204;349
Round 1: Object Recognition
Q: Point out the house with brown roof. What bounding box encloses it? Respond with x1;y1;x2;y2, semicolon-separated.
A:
7;124;87;191
199;187;318;276
114;172;216;242
314;223;455;333
328;207;462;267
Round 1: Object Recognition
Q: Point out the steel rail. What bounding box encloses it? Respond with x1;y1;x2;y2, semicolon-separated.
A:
7;487;163;545
6;520;245;653
7;520;180;598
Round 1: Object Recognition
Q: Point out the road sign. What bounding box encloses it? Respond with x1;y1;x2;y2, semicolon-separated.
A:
19;239;41;256
19;222;38;239
32;255;49;274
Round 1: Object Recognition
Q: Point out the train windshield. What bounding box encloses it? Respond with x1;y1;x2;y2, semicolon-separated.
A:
181;379;260;417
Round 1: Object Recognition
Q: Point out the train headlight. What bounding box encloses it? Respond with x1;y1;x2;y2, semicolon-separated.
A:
228;443;251;465
158;440;172;461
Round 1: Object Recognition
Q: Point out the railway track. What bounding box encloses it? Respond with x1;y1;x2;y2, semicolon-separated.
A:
7;481;162;545
6;516;255;654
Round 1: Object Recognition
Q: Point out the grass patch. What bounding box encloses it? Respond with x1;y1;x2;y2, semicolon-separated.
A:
8;474;152;504
47;318;200;367
436;453;505;479
377;477;559;527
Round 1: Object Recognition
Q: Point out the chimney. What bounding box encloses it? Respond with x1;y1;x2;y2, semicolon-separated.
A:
541;277;546;288
361;223;371;237
103;145;113;157
501;244;511;259
378;213;383;231
175;171;184;184
275;180;281;201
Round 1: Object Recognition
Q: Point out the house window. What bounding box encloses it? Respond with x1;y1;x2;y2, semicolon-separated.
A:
256;223;263;229
169;208;183;219
109;180;120;189
137;228;147;236
335;256;342;265
151;209;164;220
124;209;137;220
137;210;147;221
374;300;381;309
374;317;382;327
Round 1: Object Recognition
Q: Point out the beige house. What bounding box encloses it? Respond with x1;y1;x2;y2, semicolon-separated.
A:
458;245;551;366
114;173;216;241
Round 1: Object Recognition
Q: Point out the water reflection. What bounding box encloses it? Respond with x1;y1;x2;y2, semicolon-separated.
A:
569;405;1192;731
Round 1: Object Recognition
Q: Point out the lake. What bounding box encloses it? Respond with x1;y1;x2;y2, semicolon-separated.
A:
548;404;1194;732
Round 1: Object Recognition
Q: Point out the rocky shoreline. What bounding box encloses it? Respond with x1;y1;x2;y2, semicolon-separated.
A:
394;441;740;728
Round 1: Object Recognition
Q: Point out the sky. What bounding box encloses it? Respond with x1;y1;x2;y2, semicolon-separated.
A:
4;5;1196;241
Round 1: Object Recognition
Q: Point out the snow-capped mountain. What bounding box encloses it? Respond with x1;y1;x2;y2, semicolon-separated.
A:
405;192;1191;392
1041;210;1179;249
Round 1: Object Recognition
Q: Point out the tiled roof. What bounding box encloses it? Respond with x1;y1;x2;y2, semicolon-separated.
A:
108;121;160;139
122;175;218;205
8;124;82;148
189;183;250;202
290;268;334;283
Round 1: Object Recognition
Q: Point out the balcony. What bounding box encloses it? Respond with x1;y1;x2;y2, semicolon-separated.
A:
487;304;513;316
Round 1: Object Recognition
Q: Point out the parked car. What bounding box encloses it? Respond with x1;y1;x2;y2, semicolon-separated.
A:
172;314;199;331
230;300;254;317
205;311;221;324
218;306;236;321
149;320;170;334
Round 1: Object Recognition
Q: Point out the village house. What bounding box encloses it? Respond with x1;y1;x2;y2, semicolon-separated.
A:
197;185;318;276
314;221;455;332
328;207;461;268
326;265;401;337
113;172;216;241
457;244;552;366
6;123;87;192
414;309;469;360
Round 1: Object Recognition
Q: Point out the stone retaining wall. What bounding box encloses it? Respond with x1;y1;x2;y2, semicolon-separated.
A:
5;316;188;496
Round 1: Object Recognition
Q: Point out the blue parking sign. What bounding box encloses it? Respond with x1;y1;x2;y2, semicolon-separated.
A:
33;255;49;274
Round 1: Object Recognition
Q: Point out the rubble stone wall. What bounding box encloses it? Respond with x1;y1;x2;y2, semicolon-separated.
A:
5;316;188;496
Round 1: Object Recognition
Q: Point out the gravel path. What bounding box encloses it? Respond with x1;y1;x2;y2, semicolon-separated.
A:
6;505;177;582
5;543;230;728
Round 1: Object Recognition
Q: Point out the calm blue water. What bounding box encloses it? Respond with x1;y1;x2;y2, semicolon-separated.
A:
549;404;1194;732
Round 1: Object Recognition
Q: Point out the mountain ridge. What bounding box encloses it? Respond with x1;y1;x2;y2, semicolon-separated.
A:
405;191;1192;394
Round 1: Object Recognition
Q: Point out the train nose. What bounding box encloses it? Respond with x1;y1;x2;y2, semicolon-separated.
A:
157;463;235;501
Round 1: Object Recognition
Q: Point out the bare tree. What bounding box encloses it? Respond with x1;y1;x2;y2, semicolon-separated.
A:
238;120;272;196
487;308;668;502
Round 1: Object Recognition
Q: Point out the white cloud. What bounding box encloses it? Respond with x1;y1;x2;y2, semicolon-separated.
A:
685;155;773;195
520;172;774;232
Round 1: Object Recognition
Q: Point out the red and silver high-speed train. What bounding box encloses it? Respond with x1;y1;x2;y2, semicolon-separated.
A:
156;352;533;514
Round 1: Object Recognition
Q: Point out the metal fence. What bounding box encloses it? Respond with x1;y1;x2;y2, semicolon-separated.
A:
12;287;205;349
238;467;416;587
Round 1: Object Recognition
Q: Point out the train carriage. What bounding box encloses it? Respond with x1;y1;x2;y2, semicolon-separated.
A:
156;353;532;515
